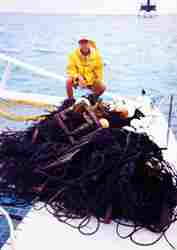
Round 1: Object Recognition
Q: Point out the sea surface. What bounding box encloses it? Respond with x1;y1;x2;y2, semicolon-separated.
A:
0;13;177;247
0;13;177;96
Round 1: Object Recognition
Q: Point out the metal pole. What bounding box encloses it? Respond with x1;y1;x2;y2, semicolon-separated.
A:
166;95;173;148
0;62;11;89
147;0;150;7
0;53;66;82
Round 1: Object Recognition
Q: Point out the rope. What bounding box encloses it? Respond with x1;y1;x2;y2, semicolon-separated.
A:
166;95;174;148
0;97;56;110
0;107;46;122
0;98;56;122
0;98;177;249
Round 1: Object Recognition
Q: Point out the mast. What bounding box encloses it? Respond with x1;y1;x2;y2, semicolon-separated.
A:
139;0;157;13
147;0;150;7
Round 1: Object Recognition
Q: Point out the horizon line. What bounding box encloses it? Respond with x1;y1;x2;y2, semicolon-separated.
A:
0;10;177;15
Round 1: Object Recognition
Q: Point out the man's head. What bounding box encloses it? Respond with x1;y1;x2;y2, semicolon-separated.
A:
79;37;90;56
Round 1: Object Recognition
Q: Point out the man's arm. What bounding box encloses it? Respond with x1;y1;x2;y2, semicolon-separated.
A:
66;53;79;80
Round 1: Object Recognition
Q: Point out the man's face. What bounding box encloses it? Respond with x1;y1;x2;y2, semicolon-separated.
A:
79;40;90;54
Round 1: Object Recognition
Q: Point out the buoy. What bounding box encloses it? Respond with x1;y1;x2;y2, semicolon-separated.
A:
99;118;110;128
115;107;129;119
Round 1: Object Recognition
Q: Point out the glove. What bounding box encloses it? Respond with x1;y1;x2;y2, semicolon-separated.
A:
86;94;100;105
74;76;86;88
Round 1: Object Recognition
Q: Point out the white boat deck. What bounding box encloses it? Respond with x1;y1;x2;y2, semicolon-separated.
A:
3;205;177;250
0;53;177;250
1;97;177;250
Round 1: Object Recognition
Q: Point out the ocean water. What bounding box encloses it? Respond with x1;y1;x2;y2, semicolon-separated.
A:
0;13;177;97
0;13;177;247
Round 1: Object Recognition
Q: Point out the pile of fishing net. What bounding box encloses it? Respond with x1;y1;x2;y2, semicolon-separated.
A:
0;97;177;248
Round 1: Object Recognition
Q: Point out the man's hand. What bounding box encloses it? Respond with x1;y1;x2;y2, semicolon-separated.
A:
77;76;86;88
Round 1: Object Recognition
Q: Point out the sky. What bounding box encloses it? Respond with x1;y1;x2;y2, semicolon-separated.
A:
0;0;177;14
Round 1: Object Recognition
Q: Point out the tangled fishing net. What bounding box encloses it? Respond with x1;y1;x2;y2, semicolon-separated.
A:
0;96;177;248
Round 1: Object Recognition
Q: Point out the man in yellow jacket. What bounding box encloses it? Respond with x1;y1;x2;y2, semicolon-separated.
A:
66;37;106;99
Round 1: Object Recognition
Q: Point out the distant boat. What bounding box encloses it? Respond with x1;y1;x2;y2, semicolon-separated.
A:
139;0;157;17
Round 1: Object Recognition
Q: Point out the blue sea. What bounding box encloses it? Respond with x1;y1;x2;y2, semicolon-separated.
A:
0;13;177;96
0;13;177;247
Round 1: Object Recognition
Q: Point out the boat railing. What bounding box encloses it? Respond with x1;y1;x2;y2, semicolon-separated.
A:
0;53;66;89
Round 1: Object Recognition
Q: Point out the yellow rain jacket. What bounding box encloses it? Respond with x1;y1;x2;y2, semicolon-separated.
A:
66;47;104;86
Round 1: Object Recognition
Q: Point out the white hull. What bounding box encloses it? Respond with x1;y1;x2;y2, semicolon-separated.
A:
1;54;177;250
138;10;157;17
